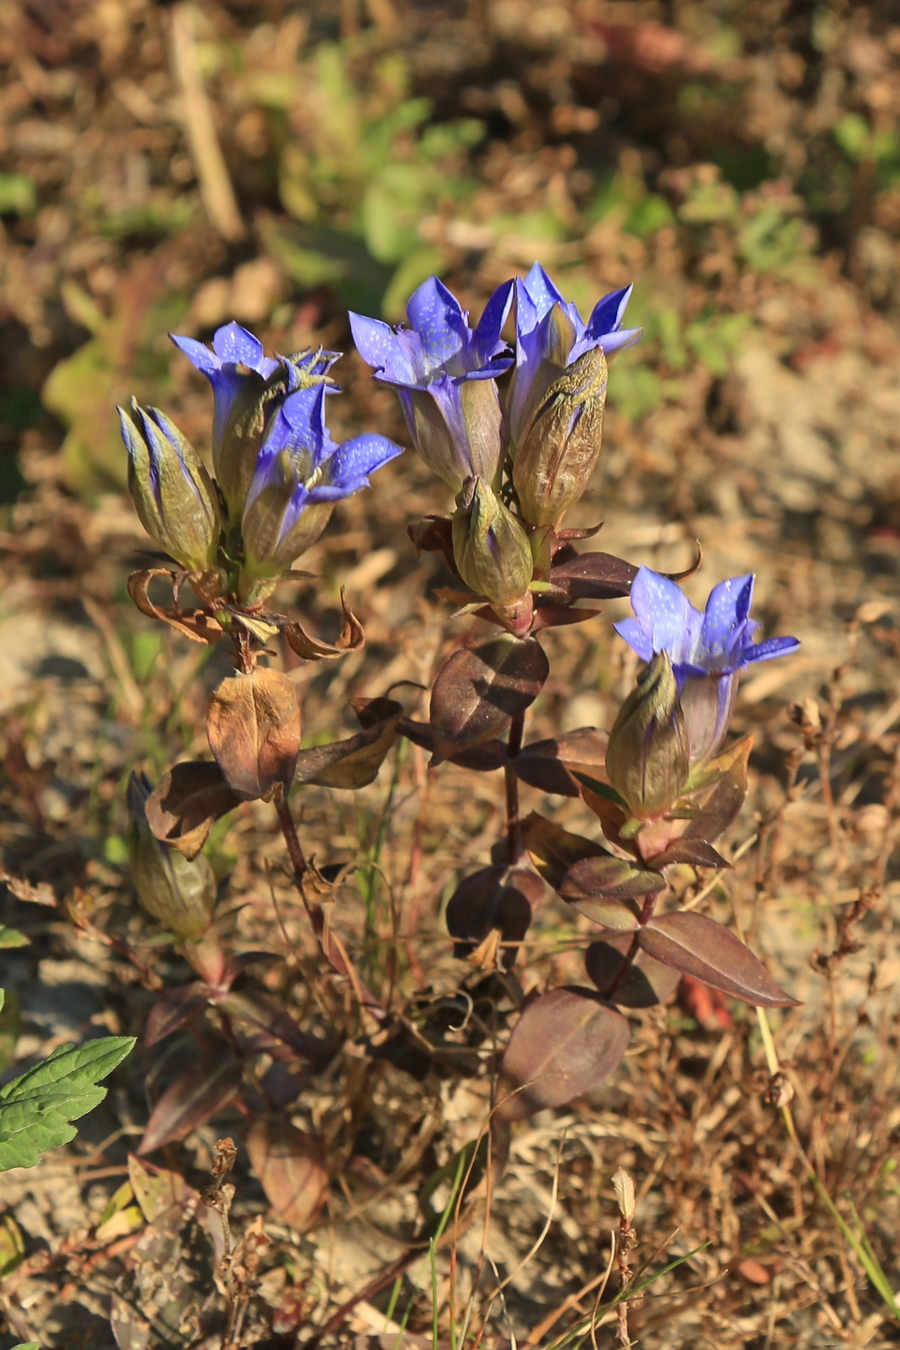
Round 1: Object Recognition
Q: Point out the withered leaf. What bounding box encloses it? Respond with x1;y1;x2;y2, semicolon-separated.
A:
521;811;609;890
246;1116;327;1231
293;699;401;789
127;568;224;645
429;635;549;763
585;933;680;1008
515;728;609;797
497;987;629;1121
207;667;301;800
128;1153;195;1222
639;911;800;1008
137;1057;243;1155
284;589;365;660
146;760;241;860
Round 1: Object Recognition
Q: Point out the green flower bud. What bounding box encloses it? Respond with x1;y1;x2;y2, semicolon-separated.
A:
451;476;534;606
605;653;690;819
126;773;217;941
512;347;608;528
119;400;222;572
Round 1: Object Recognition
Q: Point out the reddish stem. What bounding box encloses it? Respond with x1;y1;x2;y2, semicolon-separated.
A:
604;891;659;1003
504;709;525;865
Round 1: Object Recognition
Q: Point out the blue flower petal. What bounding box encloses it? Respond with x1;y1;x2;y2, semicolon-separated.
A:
744;635;802;663
614;617;654;662
406;276;470;376
585;285;633;340
628;566;700;663
521;262;565;318
472;279;514;366
700;574;755;662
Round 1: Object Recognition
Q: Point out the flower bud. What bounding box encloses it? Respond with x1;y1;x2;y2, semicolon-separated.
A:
605;653;690;819
405;376;507;493
451;476;534;606
126;772;217;941
119;400;222;572
512;347;608;528
240;446;335;588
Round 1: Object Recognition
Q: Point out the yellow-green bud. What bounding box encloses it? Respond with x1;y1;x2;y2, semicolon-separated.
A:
126;772;217;941
451;476;534;606
512;347;608;528
605;653;690;819
119;400;222;573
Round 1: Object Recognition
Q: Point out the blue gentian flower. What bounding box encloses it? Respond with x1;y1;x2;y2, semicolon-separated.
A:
241;383;402;585
349;276;514;491
509;263;641;445
615;567;800;765
171;322;340;519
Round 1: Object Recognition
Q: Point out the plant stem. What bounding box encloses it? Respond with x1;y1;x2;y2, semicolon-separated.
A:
504;710;525;865
273;789;307;879
604;892;659;1003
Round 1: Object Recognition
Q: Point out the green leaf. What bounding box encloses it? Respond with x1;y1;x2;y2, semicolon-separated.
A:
0;924;29;949
0;1036;135;1172
10;1342;41;1349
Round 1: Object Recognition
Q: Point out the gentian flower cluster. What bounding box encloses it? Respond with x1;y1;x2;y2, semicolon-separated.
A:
350;264;640;627
120;321;402;606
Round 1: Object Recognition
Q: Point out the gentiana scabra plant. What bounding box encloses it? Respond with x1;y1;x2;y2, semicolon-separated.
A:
351;263;801;1120
119;266;800;1145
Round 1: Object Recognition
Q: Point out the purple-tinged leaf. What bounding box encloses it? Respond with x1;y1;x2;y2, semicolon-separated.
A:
146;761;241;860
398;718;507;771
246;1116;327;1231
137;1058;242;1154
445;866;544;968
430;635;549;763
558;856;665;929
111;1292;151;1350
514;728;608;797
647;839;731;869
293;701;400;788
549;551;637;601
585;934;680;1008
530;604;603;632
639;911;800;1007
497;987;629;1121
144;983;211;1048
677;736;752;844
217;990;336;1064
521;811;609;889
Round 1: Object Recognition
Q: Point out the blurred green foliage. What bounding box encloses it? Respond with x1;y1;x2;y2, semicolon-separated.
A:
42;272;188;494
262;41;483;316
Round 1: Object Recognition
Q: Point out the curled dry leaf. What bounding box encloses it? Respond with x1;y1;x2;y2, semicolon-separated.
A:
497;987;629;1121
137;1057;243;1155
284;588;365;660
127;569;224;645
293;698;401;789
639;911;800;1007
246;1116;328;1231
585;933;680;1008
207;667;301;800
514;728;608;797
146;760;241;859
430;634;549;763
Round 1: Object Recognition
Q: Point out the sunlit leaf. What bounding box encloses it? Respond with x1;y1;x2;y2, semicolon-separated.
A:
246;1116;327;1231
639;911;799;1007
430;635;549;763
207;667;302;801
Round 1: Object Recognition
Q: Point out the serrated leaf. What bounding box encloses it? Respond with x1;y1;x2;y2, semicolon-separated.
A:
246;1116;327;1231
639;911;800;1007
497;987;629;1121
0;925;29;949
137;1057;242;1155
430;635;549;762
0;1036;135;1172
585;934;680;1008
